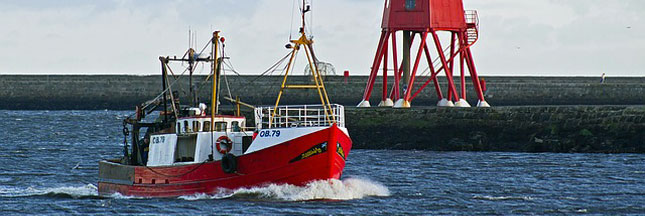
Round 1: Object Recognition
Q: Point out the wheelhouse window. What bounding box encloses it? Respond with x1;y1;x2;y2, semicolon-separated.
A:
203;121;211;132
184;120;189;132
405;0;416;10
215;122;227;132
193;121;200;132
231;121;240;132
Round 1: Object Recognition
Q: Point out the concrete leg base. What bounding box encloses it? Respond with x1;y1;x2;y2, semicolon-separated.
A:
477;100;491;108
437;99;455;107
357;100;371;108
393;99;411;108
378;98;394;107
454;99;471;107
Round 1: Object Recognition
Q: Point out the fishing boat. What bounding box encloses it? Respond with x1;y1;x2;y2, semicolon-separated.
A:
98;3;352;197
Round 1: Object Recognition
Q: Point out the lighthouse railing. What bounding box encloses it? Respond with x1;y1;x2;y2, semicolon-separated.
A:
465;10;479;26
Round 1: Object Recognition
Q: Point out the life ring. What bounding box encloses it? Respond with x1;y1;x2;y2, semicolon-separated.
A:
216;136;232;154
221;153;237;174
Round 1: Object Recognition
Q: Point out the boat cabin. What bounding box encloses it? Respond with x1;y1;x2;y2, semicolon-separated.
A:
175;115;246;134
146;115;251;167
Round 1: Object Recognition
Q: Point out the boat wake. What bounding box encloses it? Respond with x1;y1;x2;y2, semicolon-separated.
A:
0;184;100;199
179;177;390;201
0;178;389;201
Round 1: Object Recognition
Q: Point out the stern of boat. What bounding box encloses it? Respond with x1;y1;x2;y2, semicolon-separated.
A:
97;159;136;196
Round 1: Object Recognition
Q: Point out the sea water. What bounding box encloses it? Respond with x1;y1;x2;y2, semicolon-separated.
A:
0;110;644;215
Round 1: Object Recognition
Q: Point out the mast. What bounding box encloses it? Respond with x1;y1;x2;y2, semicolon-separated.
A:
188;48;196;107
269;0;335;126
160;57;168;124
208;31;221;160
211;31;221;129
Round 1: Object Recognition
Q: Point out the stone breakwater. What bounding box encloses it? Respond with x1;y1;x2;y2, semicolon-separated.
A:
0;75;643;109
1;75;643;153
345;106;645;153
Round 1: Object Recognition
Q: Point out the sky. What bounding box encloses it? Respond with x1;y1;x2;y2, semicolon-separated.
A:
0;0;643;76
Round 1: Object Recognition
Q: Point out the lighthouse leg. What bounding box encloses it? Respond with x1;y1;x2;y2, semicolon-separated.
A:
394;32;416;107
422;43;444;100
391;31;401;101
379;32;393;107
430;31;458;107
358;31;387;107
397;32;428;108
462;37;489;107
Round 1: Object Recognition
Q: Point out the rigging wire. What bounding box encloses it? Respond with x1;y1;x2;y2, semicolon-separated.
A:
289;0;296;40
270;49;297;95
198;36;213;56
308;0;313;37
222;61;241;76
223;64;233;101
193;39;228;100
247;51;293;83
165;64;188;96
221;48;241;76
134;65;190;118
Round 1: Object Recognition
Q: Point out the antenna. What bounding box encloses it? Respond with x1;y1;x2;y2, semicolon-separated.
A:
289;0;296;40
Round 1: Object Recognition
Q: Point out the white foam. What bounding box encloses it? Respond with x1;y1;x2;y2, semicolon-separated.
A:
108;192;148;200
0;184;98;198
179;177;390;201
1;178;389;201
179;191;233;201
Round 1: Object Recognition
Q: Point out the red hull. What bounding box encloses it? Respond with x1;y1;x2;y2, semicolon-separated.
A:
98;125;351;197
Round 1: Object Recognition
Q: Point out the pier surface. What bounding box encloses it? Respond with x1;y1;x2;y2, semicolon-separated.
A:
1;75;643;153
1;75;643;109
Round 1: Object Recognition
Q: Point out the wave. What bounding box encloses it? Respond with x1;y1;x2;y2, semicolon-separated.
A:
179;177;390;201
473;195;534;201
0;184;100;199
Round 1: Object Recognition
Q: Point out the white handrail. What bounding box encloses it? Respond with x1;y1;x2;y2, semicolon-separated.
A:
255;104;345;129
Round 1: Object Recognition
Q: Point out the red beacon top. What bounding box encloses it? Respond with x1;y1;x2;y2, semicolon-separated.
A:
382;0;468;31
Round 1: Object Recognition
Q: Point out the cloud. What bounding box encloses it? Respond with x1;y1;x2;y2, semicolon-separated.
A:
0;0;643;76
468;0;645;76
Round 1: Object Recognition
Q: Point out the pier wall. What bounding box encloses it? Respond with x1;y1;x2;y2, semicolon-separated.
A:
345;106;645;153
1;75;643;153
0;75;643;110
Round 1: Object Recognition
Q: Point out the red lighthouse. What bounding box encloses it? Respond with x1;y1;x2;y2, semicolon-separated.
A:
358;0;489;108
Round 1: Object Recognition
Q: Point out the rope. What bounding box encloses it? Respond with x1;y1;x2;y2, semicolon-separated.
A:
222;60;241;76
223;66;233;101
194;41;228;106
123;63;191;121
248;51;293;83
165;72;180;121
220;49;241;99
198;36;213;56
166;65;188;98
